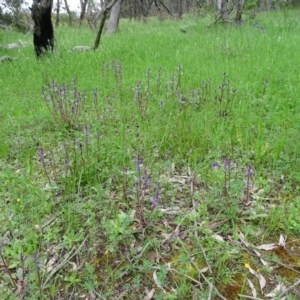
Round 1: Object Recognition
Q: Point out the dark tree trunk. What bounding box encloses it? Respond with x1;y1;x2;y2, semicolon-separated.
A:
79;0;89;24
30;0;55;58
93;0;118;50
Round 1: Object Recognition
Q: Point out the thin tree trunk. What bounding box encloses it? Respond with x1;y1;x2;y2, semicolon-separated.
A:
63;0;72;25
178;0;183;19
257;0;264;10
219;0;229;21
79;0;88;24
267;0;273;10
235;0;245;22
93;0;118;50
107;0;122;34
55;0;60;27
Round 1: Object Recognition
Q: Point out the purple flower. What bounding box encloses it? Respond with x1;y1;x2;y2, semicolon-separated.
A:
211;162;219;168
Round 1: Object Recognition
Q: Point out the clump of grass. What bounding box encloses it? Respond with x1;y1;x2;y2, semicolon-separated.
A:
42;78;87;130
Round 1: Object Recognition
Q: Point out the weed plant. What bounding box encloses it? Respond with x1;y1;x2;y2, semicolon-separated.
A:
1;9;300;299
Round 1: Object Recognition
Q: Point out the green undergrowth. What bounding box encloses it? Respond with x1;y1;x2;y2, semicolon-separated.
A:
1;9;300;299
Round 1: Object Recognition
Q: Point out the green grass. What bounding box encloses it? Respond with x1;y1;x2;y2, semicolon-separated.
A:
1;9;300;299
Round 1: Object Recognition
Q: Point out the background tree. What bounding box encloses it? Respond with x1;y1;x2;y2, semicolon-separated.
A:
93;0;117;50
54;0;60;26
107;0;122;34
0;0;29;31
218;0;230;21
62;0;72;24
79;0;88;24
234;0;245;22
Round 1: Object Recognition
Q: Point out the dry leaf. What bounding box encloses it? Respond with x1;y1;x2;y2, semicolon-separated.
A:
248;266;266;292
212;234;225;242
279;234;286;247
46;252;59;273
69;261;77;271
264;283;285;298
247;278;257;298
159;207;180;214
253;249;269;266
238;231;250;247
153;271;166;294
142;288;155;300
256;243;277;251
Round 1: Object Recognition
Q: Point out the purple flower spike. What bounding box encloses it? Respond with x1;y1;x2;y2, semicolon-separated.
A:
223;158;231;173
246;165;253;178
135;154;143;172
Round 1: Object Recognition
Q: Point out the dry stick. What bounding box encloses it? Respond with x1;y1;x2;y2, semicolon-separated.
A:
238;295;264;300
0;252;18;289
91;290;107;300
189;169;198;239
276;278;300;299
42;235;89;288
208;283;214;300
150;266;202;287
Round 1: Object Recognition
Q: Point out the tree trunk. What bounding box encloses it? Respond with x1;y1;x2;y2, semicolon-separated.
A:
267;0;273;10
218;0;229;21
63;0;72;25
178;0;183;19
234;0;245;22
79;0;89;24
107;0;122;34
93;0;118;50
55;0;60;27
30;0;55;58
257;0;264;10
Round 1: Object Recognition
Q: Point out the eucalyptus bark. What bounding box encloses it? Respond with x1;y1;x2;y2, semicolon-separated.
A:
218;0;229;21
107;0;122;34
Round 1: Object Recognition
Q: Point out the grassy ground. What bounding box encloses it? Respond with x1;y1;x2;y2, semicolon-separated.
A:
1;9;300;299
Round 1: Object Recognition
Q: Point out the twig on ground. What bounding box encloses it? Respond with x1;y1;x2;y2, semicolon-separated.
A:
199;243;212;274
43;235;89;288
275;278;300;299
208;282;213;300
238;295;264;300
150;265;202;287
